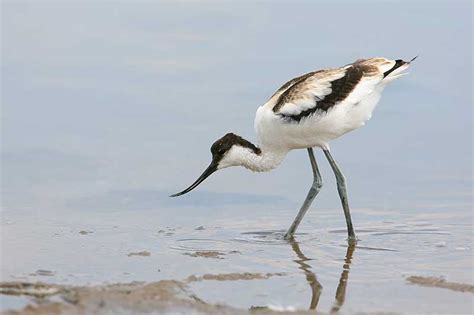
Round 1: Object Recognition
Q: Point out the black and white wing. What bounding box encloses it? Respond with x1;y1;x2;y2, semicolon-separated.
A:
269;58;403;122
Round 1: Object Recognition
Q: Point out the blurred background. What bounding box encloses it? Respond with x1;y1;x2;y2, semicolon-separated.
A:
2;1;472;211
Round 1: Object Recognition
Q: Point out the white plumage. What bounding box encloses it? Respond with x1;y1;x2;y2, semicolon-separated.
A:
255;57;410;153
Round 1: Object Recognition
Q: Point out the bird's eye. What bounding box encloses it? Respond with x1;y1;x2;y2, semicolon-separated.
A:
218;148;226;154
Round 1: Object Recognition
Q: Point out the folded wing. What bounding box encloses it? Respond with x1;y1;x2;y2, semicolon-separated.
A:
271;58;397;122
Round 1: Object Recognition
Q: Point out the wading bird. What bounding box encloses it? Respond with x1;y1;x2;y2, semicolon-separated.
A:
171;57;415;242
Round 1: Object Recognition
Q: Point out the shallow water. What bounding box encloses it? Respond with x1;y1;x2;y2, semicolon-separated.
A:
1;1;473;314
1;201;472;313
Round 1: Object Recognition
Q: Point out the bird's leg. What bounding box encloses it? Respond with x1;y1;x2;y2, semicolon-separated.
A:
322;149;356;242
284;148;322;240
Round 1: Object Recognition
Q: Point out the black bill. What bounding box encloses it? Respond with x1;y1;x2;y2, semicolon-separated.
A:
170;161;218;197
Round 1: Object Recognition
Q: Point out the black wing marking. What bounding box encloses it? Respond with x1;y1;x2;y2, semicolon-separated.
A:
274;65;366;122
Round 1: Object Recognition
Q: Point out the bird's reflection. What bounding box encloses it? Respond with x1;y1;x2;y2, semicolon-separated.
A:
288;239;356;313
330;243;355;313
289;240;323;309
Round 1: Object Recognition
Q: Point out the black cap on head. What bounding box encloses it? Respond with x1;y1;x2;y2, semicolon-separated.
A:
170;133;261;197
211;133;261;156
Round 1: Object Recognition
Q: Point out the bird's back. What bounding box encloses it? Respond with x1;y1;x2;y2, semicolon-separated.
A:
255;57;411;149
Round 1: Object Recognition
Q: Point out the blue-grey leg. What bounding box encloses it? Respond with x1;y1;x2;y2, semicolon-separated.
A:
323;149;356;241
284;148;323;240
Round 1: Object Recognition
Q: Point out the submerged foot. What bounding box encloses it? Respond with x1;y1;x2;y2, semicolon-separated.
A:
283;232;294;241
347;234;358;245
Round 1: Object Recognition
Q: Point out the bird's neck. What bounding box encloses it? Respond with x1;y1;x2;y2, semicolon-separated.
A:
227;142;288;173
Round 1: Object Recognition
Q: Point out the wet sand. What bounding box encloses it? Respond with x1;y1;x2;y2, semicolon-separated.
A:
1;279;241;315
406;276;474;293
0;274;295;315
2;272;473;314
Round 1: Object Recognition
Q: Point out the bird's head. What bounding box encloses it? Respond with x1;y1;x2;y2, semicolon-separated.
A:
170;133;261;197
